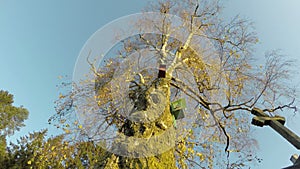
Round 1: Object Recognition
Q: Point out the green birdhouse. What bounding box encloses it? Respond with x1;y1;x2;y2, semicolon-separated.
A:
170;98;186;120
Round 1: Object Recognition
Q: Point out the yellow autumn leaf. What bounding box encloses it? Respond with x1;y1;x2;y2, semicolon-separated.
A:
27;160;32;165
78;125;83;129
227;149;240;153
196;153;205;161
63;128;70;134
59;93;65;99
51;146;55;151
188;147;194;154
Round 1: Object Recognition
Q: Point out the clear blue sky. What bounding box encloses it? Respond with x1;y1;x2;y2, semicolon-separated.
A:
1;0;300;168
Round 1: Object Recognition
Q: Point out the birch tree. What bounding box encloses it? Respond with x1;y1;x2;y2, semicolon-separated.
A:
50;0;297;168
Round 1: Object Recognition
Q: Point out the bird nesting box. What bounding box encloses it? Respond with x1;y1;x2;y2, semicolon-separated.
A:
158;64;166;78
170;98;186;120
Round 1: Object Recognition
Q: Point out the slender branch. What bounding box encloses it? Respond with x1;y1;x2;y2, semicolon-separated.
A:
171;77;210;109
170;82;203;106
218;121;230;157
139;33;175;59
263;99;297;113
175;149;205;169
86;51;102;77
250;77;270;107
137;73;145;84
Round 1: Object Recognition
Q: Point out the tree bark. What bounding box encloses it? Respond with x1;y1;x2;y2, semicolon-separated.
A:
104;78;177;169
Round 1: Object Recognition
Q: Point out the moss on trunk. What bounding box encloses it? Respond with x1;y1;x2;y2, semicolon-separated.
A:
104;78;177;169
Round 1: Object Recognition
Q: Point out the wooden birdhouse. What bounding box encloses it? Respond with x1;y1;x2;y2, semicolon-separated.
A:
170;98;186;120
158;64;166;78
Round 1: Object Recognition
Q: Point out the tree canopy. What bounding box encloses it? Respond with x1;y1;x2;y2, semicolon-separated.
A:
48;0;297;168
1;0;298;169
0;90;29;137
0;90;29;168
